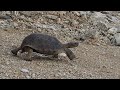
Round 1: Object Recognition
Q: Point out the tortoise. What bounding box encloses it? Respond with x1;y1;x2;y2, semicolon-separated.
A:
11;33;79;61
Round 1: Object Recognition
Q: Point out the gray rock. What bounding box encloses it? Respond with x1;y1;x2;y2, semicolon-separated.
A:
114;33;120;45
75;29;98;42
46;15;58;20
101;11;120;16
92;12;106;18
96;22;108;31
0;20;12;29
115;26;120;33
108;27;118;35
0;15;12;19
107;34;116;45
19;11;39;17
106;15;120;23
0;11;11;15
90;12;112;29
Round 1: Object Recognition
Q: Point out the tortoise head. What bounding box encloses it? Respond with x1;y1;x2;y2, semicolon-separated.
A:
63;42;79;48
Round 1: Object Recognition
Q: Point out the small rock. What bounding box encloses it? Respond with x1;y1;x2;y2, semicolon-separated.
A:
103;37;111;45
20;68;29;73
73;11;80;16
96;22;108;32
57;18;62;24
13;22;18;27
71;20;79;26
109;36;116;45
59;11;66;16
113;54;117;56
26;75;31;79
6;61;10;65
108;27;118;35
107;15;120;23
92;12;106;18
79;11;88;19
37;28;42;32
32;73;36;78
0;15;12;19
46;15;58;20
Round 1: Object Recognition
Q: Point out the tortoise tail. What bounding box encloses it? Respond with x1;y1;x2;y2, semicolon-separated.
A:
63;42;79;48
11;47;21;55
64;48;76;60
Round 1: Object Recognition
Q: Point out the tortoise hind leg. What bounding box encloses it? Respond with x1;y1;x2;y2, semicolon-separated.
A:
23;47;33;61
11;47;21;55
52;53;58;58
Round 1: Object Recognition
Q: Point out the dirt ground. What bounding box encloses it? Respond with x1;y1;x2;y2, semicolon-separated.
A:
0;29;120;79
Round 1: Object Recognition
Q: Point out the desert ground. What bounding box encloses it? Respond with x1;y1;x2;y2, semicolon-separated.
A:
1;11;120;79
0;29;120;79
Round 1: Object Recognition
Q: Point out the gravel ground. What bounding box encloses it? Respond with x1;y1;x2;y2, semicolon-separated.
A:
0;29;120;79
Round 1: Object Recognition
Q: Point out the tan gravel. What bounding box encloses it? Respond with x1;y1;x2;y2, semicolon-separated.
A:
0;29;120;79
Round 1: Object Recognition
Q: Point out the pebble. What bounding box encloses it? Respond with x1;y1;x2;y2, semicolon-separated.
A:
20;68;29;73
13;22;18;27
32;73;36;78
26;75;31;79
56;18;62;24
71;20;79;26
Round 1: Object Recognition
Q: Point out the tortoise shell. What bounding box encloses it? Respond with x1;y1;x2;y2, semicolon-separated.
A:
20;33;64;55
